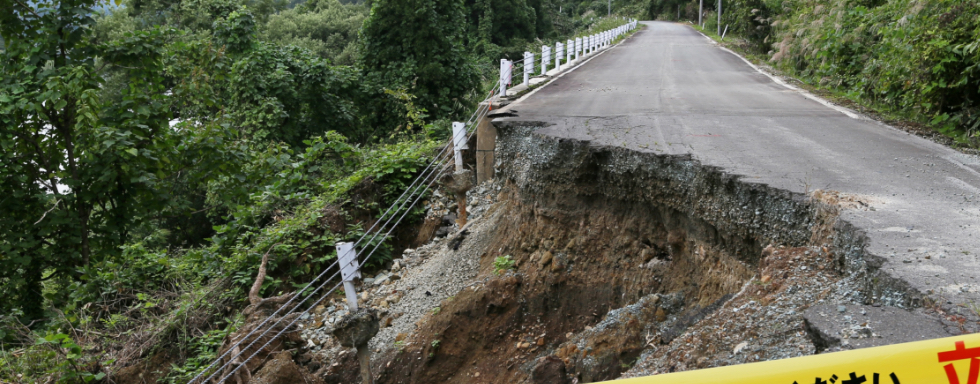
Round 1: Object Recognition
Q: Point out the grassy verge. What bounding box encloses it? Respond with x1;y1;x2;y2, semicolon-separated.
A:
687;22;979;155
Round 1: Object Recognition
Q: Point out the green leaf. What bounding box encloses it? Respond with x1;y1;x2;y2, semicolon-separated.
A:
126;148;139;156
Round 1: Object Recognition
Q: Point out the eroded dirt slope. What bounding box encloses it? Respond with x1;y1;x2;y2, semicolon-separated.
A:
288;122;961;384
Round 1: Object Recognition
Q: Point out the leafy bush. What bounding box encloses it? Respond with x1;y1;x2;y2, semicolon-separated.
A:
769;0;980;143
259;0;367;64
228;44;364;146
493;255;516;275
360;0;481;120
214;8;257;53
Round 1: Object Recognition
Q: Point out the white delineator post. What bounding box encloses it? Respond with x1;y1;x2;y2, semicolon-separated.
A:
452;122;467;171
541;45;550;74
499;59;511;97
566;39;573;63
452;121;468;226
575;37;581;60
338;242;360;312
555;41;562;69
523;51;533;86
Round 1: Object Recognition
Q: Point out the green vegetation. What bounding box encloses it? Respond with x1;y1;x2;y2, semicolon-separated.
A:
359;0;480;121
0;0;638;380
493;255;516;274
768;0;980;146
261;0;367;64
650;0;980;147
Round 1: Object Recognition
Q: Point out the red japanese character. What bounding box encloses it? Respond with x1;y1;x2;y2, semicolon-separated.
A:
938;341;980;384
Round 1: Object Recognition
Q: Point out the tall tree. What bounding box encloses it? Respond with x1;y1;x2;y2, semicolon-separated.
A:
0;0;233;321
359;0;480;120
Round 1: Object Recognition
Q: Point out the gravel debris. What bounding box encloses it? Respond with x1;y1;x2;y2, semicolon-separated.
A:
298;181;503;364
623;245;862;378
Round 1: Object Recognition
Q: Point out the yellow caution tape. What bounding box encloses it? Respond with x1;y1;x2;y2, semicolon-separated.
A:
608;333;980;384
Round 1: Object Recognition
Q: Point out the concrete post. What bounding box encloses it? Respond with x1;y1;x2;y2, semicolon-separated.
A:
331;310;379;384
566;39;573;63
717;0;721;36
452;122;467;172
556;41;562;69
499;59;510;97
541;45;549;74
452;122;468;226
475;104;495;184
575;37;581;60
523;51;533;86
337;242;360;312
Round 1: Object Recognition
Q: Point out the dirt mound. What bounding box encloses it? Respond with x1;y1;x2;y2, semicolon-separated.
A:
251;351;324;384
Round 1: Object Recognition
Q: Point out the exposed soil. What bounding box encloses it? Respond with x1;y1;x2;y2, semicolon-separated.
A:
258;121;927;383
303;122;870;384
372;181;757;383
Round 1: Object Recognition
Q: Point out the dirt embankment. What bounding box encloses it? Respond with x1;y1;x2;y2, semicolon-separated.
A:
354;122;900;383
241;121;948;383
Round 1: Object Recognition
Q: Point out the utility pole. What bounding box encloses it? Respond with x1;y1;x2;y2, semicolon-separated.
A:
717;0;722;35
699;0;703;27
608;0;611;16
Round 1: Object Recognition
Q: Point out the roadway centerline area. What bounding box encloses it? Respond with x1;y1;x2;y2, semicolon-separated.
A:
499;21;980;322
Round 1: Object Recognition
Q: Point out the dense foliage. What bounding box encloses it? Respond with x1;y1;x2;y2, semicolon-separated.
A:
647;0;980;145
260;0;366;64
769;0;980;144
0;0;182;322
359;0;480;120
0;0;637;380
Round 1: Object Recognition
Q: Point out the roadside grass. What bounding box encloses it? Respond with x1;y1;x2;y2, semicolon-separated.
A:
687;22;979;154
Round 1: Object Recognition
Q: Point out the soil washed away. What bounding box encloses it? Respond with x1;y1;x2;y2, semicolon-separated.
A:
290;122;948;384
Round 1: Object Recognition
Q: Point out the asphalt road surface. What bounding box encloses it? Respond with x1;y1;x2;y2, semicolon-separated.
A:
501;21;980;311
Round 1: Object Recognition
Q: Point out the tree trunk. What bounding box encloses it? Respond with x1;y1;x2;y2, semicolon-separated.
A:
23;255;44;323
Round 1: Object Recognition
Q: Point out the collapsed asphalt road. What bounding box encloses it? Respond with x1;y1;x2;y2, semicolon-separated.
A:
498;21;980;331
